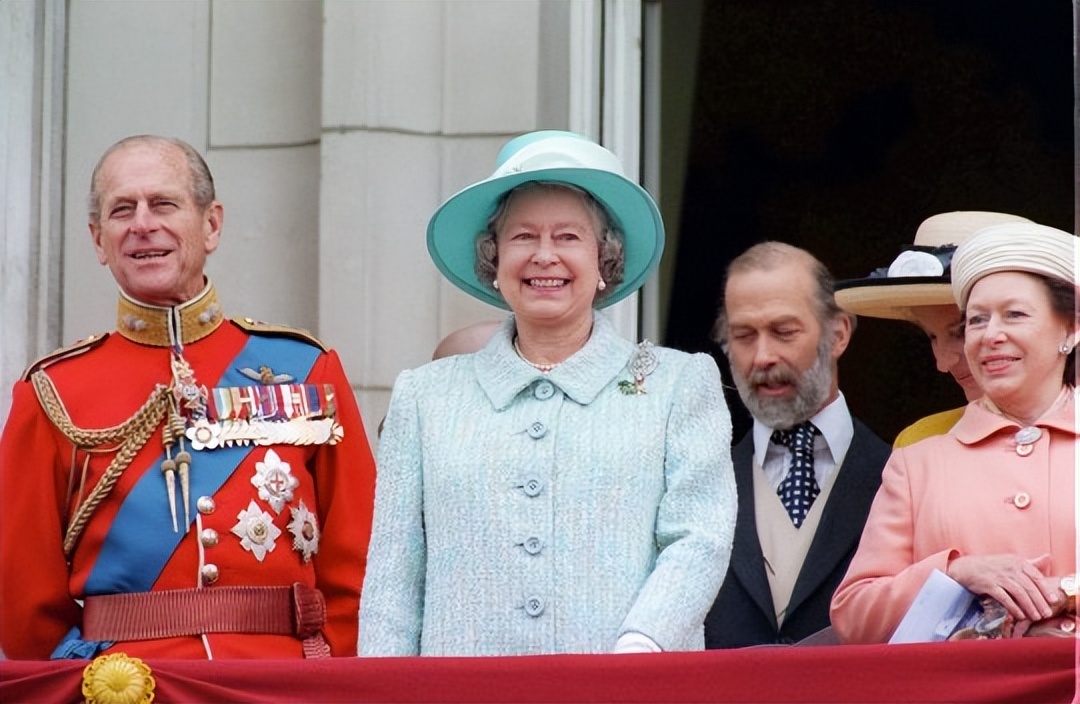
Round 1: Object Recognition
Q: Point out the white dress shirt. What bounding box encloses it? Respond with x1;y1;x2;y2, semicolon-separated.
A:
751;392;855;493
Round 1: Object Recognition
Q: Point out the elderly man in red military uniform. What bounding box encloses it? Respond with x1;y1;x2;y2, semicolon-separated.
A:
0;135;376;660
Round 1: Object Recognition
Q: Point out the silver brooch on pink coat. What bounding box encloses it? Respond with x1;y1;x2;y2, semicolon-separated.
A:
1013;426;1042;457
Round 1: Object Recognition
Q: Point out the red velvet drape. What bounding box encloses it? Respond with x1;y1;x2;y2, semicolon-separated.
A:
2;638;1076;703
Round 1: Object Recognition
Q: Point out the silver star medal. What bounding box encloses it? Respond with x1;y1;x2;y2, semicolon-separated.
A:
231;499;282;562
619;340;658;395
288;499;321;563
187;418;222;450
251;449;299;513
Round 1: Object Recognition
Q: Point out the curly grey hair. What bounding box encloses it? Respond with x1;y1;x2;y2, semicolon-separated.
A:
474;182;625;303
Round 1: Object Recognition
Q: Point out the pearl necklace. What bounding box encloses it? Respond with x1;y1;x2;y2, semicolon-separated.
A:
513;337;559;373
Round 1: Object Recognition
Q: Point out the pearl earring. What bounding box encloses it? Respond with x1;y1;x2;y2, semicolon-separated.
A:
493;280;500;291
1059;343;1071;355
597;278;606;292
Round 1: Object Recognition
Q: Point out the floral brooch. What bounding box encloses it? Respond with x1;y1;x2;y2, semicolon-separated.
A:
618;340;658;395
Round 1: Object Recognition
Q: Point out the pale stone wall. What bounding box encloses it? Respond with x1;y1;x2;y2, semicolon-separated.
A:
0;0;65;429
62;0;321;339
320;0;551;442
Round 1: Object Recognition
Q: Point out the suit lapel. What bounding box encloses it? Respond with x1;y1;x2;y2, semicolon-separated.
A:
728;434;778;623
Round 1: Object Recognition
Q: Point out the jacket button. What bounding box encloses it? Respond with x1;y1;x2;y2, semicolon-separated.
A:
527;421;547;439
201;564;219;585
524;596;545;617
200;528;219;547
533;381;555;400
197;496;216;514
523;537;544;555
1013;492;1031;509
521;474;543;497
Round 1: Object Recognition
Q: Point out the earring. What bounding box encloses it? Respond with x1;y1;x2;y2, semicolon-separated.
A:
597;278;606;292
1059;343;1071;355
492;280;500;291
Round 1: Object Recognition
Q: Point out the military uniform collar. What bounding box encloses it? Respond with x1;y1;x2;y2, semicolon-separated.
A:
116;281;224;346
476;312;635;410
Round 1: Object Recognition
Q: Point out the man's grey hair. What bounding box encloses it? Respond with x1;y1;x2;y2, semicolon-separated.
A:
87;135;216;223
712;240;854;349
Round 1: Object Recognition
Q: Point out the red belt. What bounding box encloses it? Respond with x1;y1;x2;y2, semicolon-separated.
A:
82;583;330;658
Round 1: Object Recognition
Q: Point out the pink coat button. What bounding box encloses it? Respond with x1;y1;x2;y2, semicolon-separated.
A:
1013;492;1031;509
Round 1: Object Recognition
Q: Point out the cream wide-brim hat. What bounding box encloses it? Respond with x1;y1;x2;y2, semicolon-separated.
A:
951;222;1079;310
426;130;664;310
835;211;1033;320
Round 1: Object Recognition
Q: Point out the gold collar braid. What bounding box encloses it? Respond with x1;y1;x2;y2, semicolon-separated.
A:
116;282;224;347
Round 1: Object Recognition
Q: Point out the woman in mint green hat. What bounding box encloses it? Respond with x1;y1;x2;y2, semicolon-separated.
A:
360;131;736;656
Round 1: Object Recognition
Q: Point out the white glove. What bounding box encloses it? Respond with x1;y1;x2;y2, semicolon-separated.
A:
613;631;662;654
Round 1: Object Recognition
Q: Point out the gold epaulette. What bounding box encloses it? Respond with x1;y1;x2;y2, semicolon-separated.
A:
230;317;328;352
21;333;111;381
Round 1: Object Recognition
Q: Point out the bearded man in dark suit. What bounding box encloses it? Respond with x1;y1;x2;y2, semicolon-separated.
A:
704;242;890;647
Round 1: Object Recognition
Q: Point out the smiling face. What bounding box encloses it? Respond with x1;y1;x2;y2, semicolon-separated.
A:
964;271;1073;420
89;141;223;307
723;258;850;428
493;186;602;329
910;304;981;401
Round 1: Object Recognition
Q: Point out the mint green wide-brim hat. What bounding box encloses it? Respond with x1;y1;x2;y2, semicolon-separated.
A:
427;130;665;310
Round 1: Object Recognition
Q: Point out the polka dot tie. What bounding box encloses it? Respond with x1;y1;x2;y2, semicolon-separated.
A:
772;421;821;528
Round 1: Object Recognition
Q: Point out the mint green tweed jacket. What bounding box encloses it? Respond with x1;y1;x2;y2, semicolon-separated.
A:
359;313;736;656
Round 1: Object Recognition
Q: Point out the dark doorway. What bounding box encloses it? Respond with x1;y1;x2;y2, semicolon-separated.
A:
659;0;1075;443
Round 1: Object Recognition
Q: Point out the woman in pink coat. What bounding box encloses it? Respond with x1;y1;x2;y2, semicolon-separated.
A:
830;221;1078;644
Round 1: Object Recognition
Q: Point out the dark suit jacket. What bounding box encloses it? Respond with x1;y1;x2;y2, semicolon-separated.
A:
704;417;890;647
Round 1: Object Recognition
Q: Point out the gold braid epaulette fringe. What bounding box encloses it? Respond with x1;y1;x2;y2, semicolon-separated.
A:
31;371;172;558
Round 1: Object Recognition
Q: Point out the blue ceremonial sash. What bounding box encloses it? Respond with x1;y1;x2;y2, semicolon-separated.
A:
83;335;321;595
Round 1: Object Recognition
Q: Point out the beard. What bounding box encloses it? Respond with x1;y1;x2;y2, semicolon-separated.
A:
731;335;834;430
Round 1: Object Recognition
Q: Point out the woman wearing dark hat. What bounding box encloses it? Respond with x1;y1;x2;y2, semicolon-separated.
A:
831;221;1078;643
835;211;1031;447
360;131;736;656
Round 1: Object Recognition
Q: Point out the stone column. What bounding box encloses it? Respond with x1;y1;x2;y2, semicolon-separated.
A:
0;0;64;426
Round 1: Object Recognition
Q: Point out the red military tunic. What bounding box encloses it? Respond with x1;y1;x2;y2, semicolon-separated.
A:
0;284;376;659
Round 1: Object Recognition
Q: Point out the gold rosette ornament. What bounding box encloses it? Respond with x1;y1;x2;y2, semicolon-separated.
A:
82;653;156;704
